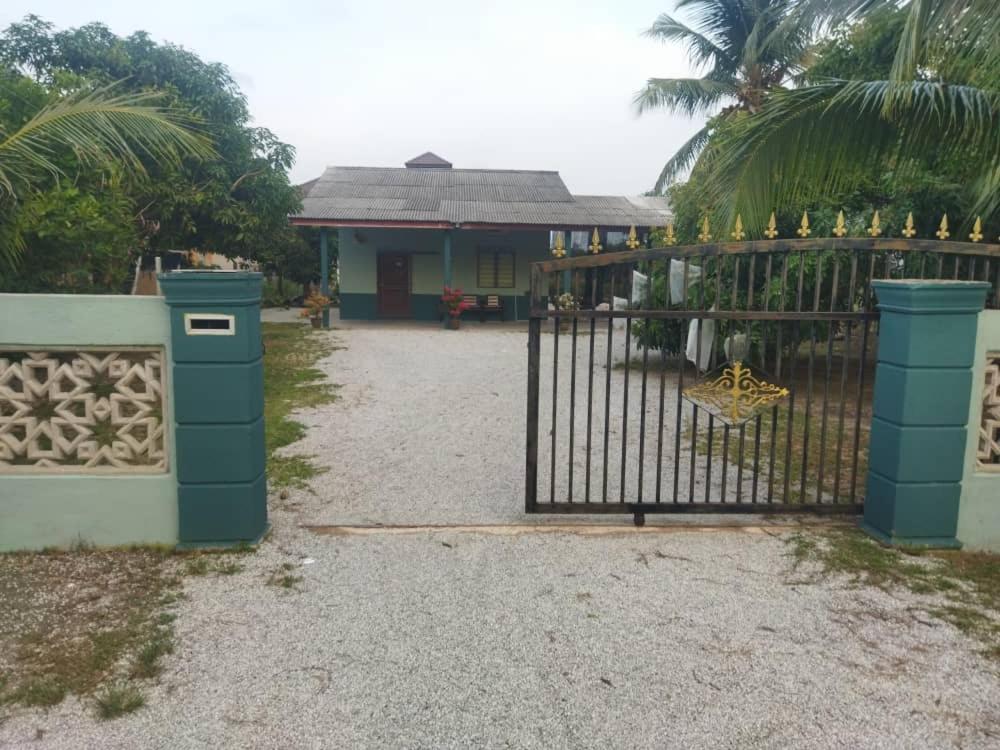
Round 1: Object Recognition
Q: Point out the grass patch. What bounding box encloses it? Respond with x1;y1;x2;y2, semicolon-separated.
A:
0;548;180;711
788;529;1000;659
266;562;304;591
95;683;145;720
262;322;340;489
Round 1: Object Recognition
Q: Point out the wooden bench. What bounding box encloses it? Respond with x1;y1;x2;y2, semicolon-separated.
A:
439;295;505;322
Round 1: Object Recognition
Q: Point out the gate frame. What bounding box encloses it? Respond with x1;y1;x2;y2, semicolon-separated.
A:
525;237;1000;524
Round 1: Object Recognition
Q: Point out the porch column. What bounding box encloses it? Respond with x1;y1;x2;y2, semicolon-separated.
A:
443;229;453;288
319;227;330;328
863;280;990;547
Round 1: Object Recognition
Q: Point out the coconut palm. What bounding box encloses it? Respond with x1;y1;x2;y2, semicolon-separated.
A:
700;0;1000;229
0;83;214;268
635;0;818;191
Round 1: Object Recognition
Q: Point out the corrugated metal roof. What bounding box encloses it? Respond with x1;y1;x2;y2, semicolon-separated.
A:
293;166;672;228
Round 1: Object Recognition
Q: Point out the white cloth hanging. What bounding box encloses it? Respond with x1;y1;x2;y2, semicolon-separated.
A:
686;306;716;372
631;270;649;307
669;259;702;305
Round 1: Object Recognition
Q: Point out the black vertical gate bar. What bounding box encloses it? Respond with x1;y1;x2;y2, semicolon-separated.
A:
656;258;669;503
525;262;543;513
732;256;745;503
798;253;824;503
767;253;788;503
832;253;858;504
619;303;632;503
672;259;690;502
568;311;578;503
816;257;840;502
782;252;806;503
585;270;597;503
602;268;614;503
638;261;652;503
849;252;876;504
689;253;706;502
751;252;768;503
550;294;560;505
705;255;721;503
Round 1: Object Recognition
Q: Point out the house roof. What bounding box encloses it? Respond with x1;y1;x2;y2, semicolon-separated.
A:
404;151;453;168
292;155;671;229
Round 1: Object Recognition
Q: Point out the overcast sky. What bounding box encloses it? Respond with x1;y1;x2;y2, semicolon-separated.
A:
2;0;703;195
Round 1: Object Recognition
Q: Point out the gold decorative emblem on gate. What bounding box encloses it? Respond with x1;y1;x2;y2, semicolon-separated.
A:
683;360;789;426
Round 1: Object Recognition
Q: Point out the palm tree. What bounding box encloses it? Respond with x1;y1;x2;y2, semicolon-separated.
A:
635;0;817;192
699;0;1000;230
0;84;214;268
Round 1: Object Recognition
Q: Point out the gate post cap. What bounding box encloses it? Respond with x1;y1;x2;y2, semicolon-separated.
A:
871;279;990;315
158;270;263;306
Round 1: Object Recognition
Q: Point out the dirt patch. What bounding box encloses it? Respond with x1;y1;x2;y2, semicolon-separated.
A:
0;548;180;713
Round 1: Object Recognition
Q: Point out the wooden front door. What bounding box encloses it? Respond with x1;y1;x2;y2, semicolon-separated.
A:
376;253;412;318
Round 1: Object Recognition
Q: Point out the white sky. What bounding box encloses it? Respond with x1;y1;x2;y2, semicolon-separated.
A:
2;0;704;195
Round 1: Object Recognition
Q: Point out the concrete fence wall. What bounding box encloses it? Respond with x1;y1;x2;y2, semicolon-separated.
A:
0;294;178;550
957;309;1000;551
0;272;267;552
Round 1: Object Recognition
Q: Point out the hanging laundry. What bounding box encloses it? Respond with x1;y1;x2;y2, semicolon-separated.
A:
686;306;716;372
668;259;702;305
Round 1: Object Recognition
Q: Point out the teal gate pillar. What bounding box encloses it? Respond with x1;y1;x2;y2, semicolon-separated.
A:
864;280;990;547
159;271;268;546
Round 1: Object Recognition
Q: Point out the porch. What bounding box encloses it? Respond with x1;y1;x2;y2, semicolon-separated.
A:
329;226;632;322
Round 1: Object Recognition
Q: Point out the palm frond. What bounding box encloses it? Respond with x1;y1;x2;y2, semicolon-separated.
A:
699;79;1000;230
0;83;216;200
644;13;735;72
652;125;713;193
634;77;738;117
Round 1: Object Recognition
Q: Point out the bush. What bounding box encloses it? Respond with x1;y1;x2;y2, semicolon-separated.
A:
261;278;300;308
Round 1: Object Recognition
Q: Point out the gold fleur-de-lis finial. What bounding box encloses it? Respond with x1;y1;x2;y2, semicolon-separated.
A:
626;224;640;249
796;211;811;238
970;216;983;242
663;221;677;246
833;210;847;237
936;214;950;240
588;227;602;254
552;232;566;258
867;210;882;237
764;211;778;239
697;216;712;243
731;214;745;241
902;212;917;238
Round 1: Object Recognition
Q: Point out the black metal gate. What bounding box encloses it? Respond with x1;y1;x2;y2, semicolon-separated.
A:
525;237;1000;522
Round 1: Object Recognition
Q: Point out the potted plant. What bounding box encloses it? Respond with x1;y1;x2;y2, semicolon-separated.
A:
300;291;331;328
553;292;579;333
441;287;471;330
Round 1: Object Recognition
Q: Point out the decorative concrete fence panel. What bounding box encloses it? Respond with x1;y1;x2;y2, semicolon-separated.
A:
957;309;1000;551
0;272;267;552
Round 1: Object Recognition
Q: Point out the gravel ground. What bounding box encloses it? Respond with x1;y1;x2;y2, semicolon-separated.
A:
2;321;997;748
2;524;997;749
292;321;765;527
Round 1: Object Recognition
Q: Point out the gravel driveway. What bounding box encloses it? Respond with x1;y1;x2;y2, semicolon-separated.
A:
2;321;997;749
294;321;756;527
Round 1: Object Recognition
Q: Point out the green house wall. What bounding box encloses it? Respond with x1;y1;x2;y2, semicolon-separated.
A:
338;227;552;320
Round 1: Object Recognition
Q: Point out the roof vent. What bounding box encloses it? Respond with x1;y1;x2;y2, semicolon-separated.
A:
405;152;452;169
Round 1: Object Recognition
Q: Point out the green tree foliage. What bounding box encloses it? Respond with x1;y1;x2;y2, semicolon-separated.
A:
697;0;1000;232
0;15;311;291
634;0;818;191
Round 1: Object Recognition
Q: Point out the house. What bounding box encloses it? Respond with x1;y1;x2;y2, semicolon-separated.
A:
290;152;671;321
